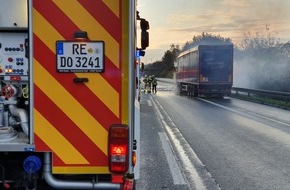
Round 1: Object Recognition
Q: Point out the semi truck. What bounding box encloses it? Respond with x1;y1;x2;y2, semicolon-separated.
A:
175;44;233;97
0;0;148;189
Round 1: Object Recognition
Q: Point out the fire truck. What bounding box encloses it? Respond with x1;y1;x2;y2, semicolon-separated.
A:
0;0;149;189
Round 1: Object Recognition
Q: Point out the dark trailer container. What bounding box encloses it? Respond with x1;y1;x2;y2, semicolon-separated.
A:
176;44;233;97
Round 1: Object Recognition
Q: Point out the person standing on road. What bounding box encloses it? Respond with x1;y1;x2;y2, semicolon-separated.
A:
152;76;158;94
143;75;148;92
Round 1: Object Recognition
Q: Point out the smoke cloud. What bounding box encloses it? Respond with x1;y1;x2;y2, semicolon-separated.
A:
233;44;290;92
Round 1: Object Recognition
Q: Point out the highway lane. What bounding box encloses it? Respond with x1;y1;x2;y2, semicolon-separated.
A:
136;91;191;190
150;82;290;190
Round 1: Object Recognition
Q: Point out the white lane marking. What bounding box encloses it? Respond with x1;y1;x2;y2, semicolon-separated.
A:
199;98;290;127
158;132;187;185
151;96;210;190
147;100;152;107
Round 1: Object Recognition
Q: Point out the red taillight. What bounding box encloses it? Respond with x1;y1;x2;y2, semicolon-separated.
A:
109;124;129;173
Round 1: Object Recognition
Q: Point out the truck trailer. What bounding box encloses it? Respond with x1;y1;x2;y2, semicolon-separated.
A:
175;44;233;97
0;0;149;189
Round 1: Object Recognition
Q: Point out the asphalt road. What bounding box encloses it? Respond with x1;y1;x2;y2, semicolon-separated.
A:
135;90;191;190
136;82;290;190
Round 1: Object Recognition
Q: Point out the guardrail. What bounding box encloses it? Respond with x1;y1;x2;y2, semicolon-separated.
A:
156;78;290;102
231;87;290;101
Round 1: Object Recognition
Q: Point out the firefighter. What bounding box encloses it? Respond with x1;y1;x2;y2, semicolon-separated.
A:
146;75;152;93
152;75;157;93
143;75;150;93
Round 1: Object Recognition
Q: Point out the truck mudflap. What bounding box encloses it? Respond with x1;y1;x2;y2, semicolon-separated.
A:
111;174;135;190
122;180;134;190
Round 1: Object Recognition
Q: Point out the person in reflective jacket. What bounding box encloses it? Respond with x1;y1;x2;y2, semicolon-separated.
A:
152;76;157;94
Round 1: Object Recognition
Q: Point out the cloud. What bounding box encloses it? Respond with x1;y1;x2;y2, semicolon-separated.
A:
165;0;290;43
138;0;290;61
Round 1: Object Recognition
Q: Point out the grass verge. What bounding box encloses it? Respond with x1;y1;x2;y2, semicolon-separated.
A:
231;93;290;110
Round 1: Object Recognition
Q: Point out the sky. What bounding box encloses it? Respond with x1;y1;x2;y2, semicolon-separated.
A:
137;0;290;63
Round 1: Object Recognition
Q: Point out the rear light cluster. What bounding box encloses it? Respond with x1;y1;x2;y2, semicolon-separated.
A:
108;124;129;173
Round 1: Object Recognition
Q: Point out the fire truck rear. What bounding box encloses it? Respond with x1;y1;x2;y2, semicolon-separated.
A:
0;0;149;189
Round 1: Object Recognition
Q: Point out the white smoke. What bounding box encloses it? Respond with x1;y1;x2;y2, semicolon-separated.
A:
233;48;290;91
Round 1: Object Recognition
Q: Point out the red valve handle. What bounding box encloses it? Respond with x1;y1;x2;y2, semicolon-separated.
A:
2;85;15;99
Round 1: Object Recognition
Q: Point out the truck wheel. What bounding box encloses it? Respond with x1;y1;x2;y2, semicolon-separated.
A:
188;85;193;98
193;87;198;97
177;83;183;96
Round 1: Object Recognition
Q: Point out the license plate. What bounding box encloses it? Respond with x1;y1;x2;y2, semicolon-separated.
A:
56;41;104;73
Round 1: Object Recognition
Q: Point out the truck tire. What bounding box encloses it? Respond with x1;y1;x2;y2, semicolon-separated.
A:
193;86;198;97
